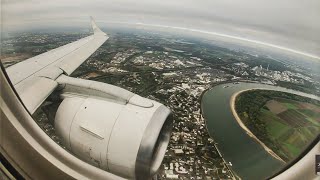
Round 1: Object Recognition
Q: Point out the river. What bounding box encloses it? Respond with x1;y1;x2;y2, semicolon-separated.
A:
201;82;319;179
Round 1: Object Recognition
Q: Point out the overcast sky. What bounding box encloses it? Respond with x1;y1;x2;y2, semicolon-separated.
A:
2;0;320;60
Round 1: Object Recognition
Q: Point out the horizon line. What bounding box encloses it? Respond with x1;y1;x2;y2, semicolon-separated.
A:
5;19;320;61
131;22;320;61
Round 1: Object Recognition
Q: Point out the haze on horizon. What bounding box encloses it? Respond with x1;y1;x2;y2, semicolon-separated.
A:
2;0;320;60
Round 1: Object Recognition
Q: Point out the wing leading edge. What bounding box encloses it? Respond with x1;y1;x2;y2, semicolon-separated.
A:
6;18;108;114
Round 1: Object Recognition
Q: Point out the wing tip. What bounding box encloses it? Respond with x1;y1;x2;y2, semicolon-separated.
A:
90;16;107;36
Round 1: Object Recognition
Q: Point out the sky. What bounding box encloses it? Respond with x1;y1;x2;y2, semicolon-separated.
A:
2;0;320;60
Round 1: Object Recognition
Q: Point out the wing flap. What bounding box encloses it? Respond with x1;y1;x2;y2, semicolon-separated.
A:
37;67;64;80
15;77;58;113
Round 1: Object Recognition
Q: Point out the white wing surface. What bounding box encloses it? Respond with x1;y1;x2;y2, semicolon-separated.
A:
6;18;108;114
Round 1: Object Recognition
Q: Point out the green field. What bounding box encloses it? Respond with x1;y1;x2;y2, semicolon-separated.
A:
259;99;320;160
262;98;320;161
236;90;320;162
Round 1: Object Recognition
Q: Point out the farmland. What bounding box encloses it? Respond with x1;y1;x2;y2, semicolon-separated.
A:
235;90;320;162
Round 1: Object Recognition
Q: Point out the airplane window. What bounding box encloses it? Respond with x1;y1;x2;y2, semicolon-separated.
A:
1;1;319;180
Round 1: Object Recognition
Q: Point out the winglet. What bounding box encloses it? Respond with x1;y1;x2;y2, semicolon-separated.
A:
90;16;107;36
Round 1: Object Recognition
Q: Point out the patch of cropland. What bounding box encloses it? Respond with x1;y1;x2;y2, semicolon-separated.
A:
4;30;320;179
235;90;320;162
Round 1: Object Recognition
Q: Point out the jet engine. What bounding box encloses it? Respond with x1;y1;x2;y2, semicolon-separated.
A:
54;75;173;179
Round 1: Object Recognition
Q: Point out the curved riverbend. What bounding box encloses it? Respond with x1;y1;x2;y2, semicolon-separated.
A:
201;82;319;180
230;90;285;163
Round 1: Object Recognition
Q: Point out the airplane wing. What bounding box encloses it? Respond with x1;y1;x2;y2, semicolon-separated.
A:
5;17;108;114
2;18;172;179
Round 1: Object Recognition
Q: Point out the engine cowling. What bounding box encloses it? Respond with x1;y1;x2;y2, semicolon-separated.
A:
55;96;172;179
53;76;173;179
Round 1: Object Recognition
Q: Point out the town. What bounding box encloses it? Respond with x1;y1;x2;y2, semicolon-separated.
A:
1;30;319;179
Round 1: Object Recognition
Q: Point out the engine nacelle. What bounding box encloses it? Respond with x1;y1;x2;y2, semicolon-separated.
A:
54;76;172;179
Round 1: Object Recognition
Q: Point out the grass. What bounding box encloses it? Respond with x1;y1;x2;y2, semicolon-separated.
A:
259;105;319;161
267;120;290;139
282;143;301;157
294;109;320;126
260;109;290;139
300;126;320;139
283;103;298;109
236;90;320;162
299;109;320;117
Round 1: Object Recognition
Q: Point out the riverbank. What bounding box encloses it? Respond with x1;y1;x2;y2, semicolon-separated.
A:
230;90;286;163
201;82;318;179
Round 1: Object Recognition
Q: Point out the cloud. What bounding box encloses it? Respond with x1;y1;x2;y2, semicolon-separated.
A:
2;0;320;59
